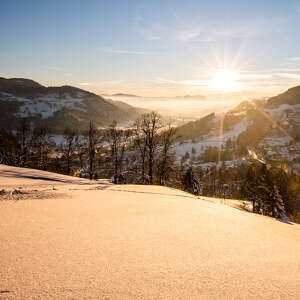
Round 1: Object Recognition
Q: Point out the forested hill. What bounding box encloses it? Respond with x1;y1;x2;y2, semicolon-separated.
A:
175;86;300;167
0;77;146;133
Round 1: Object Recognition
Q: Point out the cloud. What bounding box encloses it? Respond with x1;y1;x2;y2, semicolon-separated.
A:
77;80;123;87
286;57;300;62
133;14;279;43
134;21;209;43
174;30;201;41
276;73;300;79
156;77;210;87
96;47;159;56
134;26;163;41
275;67;300;72
154;68;300;94
209;18;281;40
133;15;206;42
173;29;217;42
157;72;275;88
237;73;273;80
77;82;94;86
44;66;72;77
44;66;63;71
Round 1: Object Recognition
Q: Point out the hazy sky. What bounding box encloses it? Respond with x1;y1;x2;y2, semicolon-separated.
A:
1;0;300;98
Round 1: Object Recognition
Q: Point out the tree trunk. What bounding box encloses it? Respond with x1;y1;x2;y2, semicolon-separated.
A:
149;149;153;184
89;153;94;180
67;156;70;175
141;156;145;183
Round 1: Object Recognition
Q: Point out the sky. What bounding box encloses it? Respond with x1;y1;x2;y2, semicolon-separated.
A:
1;0;300;98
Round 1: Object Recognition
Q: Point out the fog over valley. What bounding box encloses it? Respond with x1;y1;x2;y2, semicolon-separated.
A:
104;94;239;121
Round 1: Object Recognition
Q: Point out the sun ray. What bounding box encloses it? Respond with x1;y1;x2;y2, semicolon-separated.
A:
253;103;297;144
218;110;225;164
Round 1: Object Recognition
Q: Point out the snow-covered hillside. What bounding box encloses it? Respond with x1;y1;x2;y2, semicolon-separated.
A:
0;164;300;299
2;90;88;119
176;117;250;157
175;86;300;171
0;77;145;132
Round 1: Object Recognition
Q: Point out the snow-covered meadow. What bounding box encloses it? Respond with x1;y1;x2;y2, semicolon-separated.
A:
0;164;299;299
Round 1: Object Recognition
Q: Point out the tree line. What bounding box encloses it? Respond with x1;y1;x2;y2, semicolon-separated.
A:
0;111;299;221
0;112;179;186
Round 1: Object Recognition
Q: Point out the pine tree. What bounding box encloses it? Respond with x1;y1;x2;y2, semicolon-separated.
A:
256;164;273;215
242;166;258;212
274;168;290;214
182;167;201;195
272;185;286;219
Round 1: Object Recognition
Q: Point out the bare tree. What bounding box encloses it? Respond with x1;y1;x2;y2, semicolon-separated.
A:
18;118;31;167
61;127;76;175
133;118;147;183
106;121;131;178
75;132;85;170
87;121;100;180
158;124;178;185
0;128;19;165
141;112;162;184
31;126;53;170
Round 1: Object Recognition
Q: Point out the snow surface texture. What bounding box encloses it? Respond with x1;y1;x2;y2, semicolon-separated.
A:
0;164;300;299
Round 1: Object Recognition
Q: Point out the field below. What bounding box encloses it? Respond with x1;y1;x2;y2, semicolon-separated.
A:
0;165;300;299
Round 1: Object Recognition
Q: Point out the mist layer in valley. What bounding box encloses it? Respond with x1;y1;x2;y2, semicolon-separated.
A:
104;94;239;122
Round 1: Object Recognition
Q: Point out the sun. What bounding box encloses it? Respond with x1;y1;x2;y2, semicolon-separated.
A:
212;69;237;93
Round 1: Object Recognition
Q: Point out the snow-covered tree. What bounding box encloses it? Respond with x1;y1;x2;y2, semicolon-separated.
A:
271;185;286;219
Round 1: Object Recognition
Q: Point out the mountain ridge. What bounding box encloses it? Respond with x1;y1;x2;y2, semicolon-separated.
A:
0;77;146;133
265;85;300;108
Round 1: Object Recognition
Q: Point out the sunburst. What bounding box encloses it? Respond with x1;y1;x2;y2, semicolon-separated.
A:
211;69;237;93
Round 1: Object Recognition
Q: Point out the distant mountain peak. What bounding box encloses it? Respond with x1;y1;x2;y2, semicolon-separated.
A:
111;93;141;97
176;94;206;100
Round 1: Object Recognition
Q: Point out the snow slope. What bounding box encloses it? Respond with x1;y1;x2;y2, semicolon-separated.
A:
19;92;88;118
175;117;249;156
0;165;300;299
1;91;87;119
